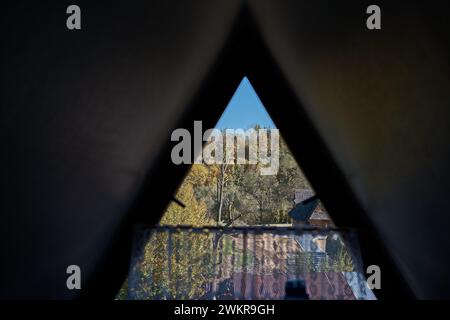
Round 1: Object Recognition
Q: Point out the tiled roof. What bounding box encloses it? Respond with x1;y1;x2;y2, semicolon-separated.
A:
294;189;315;204
304;272;356;300
230;271;356;300
288;198;319;222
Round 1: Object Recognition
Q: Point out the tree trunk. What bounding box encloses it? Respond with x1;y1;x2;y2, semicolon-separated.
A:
217;187;223;225
217;164;226;225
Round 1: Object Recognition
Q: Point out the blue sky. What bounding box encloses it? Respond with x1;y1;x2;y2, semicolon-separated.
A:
215;77;276;130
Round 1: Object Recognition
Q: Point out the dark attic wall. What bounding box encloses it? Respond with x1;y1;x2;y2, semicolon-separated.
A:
249;0;450;299
0;1;242;299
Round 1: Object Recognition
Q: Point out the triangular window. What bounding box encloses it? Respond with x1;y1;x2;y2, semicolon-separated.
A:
161;77;331;228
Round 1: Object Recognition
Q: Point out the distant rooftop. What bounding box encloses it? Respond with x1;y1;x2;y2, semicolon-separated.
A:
294;189;315;205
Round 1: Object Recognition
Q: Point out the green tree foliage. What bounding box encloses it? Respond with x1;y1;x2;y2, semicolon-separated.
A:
167;130;311;226
161;180;212;227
